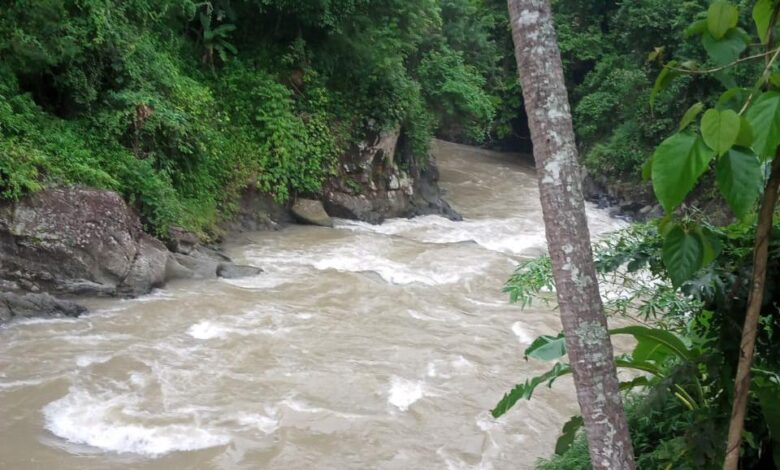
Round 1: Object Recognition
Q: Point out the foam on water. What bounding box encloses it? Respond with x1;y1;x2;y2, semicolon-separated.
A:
42;388;230;456
336;216;548;256
187;320;233;340
387;377;424;411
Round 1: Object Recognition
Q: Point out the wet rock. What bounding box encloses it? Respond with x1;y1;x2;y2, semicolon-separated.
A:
291;199;333;227
170;246;261;280
167;225;200;255
0;187;170;298
323;131;461;223
217;263;263;279
0;292;86;323
221;184;292;233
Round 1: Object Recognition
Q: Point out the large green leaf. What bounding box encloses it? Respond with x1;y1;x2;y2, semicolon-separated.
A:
717;87;750;112
491;362;571;417
555;416;584;455
716;147;763;218
701;108;740;155
735;116;755;147
707;1;739;39
611;325;694;362
746;91;780;158
524;333;566;361
662;225;704;287
753;0;775;44
701;29;748;65
651;133;716;212
679;102;704;131
651;61;679;109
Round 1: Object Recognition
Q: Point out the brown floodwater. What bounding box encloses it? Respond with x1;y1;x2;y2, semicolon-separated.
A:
0;140;624;469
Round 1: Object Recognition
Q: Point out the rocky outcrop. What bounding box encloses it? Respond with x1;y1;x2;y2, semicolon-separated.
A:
291;199;333;227
0;187;263;323
221;184;293;233
0;187;171;298
322;129;461;224
0;292;86;323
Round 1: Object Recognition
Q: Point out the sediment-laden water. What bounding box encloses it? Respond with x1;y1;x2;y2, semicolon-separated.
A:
0;140;624;469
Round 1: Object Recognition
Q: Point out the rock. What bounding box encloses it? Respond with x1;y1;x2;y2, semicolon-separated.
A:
322;132;461;224
0;187;171;298
291;199;333;227
0;292;86;324
169;246;262;281
388;174;400;190
323;192;384;224
167;225;200;254
217;263;263;279
221;184;292;233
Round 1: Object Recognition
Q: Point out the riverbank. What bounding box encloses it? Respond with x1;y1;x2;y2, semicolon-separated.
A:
0;136;459;325
0;141;626;469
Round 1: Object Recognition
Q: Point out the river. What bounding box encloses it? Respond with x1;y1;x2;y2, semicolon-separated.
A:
0;140;624;469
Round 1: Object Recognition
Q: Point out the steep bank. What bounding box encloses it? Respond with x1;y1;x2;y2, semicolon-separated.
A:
0;133;456;323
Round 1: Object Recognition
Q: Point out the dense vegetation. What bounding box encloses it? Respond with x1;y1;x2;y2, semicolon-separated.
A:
4;0;780;467
0;0;504;237
496;1;780;468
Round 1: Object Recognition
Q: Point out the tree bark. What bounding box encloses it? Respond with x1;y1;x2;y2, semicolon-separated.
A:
506;1;635;468
723;154;780;470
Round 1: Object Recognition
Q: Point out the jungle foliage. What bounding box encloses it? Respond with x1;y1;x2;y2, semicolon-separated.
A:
0;0;503;236
498;1;780;467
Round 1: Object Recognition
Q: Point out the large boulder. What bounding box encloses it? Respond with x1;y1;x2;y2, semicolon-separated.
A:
0;187;170;297
0;292;87;323
322;129;461;224
291;198;333;227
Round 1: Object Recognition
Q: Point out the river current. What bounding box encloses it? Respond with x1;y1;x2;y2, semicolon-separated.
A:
0;140;624;469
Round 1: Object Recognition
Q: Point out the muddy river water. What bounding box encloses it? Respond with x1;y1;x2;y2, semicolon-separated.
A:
0;140;624;469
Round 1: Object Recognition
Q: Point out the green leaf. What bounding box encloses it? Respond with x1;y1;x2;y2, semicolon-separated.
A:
701;108;740;155
707;1;739;39
662;225;704;287
717;87;749;112
735;117;755;147
641;157;653;182
555;416;584;455
491;363;572;417
685;19;708;38
702;29;748;66
746;91;780;158
651;133;716;212
679;102;704;131
753;0;775;44
716;147;763;218
694;225;722;267
651;61;680;109
524;333;566;361
611;325;694;362
619;376;651;392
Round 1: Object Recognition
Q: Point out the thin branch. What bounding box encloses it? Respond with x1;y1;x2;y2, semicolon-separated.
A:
668;47;780;75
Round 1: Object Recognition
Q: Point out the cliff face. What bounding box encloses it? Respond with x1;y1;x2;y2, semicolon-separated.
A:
322;129;461;224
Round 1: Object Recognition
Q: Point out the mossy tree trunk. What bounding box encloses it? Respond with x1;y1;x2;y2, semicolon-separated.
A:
506;1;635;468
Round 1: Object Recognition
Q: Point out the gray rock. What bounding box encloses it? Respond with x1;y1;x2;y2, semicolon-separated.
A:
0;292;86;324
169;246;262;281
217;263;263;279
0;187;171;298
291;199;333;227
322;131;461;224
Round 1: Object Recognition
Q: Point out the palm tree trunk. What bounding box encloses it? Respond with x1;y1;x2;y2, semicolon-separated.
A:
506;1;635;468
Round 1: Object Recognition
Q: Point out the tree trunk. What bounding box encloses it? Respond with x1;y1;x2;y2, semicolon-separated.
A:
506;1;635;468
723;154;780;470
